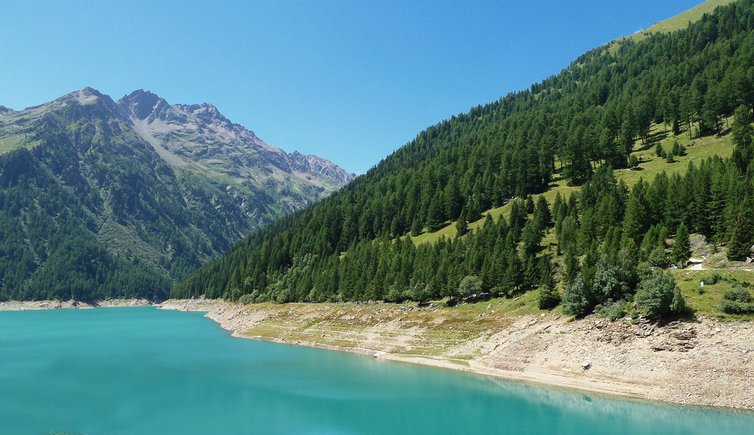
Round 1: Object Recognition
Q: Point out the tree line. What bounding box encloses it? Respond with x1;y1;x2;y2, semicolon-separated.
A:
174;1;754;318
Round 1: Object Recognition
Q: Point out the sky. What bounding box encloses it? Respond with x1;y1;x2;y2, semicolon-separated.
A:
0;0;704;174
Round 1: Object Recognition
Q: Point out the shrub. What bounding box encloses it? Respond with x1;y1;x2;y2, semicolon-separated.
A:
628;155;640;168
562;274;596;317
702;272;722;285
238;294;256;305
721;288;754;315
635;269;686;319
386;285;408;303
655;143;665;158
598;300;628;321
723;287;753;303
538;285;561;310
410;282;434;303
458;275;483;298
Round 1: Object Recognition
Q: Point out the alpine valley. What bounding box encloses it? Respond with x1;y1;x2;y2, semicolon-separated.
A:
0;88;353;301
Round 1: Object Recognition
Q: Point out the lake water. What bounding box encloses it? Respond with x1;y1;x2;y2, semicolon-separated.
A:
0;307;752;434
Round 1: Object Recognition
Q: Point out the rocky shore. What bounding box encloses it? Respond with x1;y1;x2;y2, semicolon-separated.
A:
161;298;754;411
0;299;153;310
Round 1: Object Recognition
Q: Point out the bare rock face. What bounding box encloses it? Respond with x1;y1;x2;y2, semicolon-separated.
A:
117;89;354;205
289;151;356;186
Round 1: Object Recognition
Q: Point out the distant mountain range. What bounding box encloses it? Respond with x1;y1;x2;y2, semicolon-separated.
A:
0;88;353;300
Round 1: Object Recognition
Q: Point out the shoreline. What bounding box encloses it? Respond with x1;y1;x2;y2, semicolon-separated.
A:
160;298;754;411
0;299;154;311
2;297;751;410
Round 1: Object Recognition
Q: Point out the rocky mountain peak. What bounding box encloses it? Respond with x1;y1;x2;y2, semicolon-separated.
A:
118;89;170;120
61;87;110;106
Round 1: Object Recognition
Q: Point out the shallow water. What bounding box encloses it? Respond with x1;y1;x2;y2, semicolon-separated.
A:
0;307;751;434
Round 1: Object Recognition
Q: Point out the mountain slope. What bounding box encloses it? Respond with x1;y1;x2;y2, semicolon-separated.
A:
174;0;754;307
631;0;738;41
0;88;353;301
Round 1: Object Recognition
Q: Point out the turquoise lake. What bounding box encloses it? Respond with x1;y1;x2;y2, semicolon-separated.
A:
1;307;752;434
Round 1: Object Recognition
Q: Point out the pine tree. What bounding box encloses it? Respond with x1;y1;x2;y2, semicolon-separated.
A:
655;142;665;158
622;180;649;243
426;196;445;231
670;222;691;266
728;206;753;261
538;285;561;310
732;105;754;173
455;208;469;236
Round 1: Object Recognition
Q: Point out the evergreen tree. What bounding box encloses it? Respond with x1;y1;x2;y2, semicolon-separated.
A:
538;285;561;310
455;208;469;236
655;142;665;158
728;199;754;261
732;105;754;173
670;223;691;266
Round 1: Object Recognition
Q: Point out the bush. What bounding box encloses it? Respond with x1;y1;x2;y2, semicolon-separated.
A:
458;275;483;298
598;300;628;321
647;246;668;267
628;155;640;168
702;272;722;285
274;287;293;304
490;285;508;298
672;140;686;156
721;301;754;314
655;143;665;158
386;285;408;303
723;287;753;303
410;282;434;303
538;285;561;310
238;293;256;305
721;287;754;314
634;269;686;319
562;275;596;317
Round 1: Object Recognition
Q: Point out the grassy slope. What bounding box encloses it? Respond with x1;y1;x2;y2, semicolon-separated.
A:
413;121;735;245
407;122;748;320
320;2;746;318
630;0;738;42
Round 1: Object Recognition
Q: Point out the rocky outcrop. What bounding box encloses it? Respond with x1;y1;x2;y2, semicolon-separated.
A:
117;89;354;193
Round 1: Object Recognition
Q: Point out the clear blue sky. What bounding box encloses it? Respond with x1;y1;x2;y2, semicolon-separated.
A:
0;0;703;174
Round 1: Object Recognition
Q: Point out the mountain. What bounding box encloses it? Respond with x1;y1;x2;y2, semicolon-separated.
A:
174;0;754;318
0;88;353;301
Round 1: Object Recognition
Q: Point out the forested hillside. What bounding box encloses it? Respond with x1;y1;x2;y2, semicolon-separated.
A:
0;89;352;301
175;0;754;318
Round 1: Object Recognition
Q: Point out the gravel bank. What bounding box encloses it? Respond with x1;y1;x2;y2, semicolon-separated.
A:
161;298;754;410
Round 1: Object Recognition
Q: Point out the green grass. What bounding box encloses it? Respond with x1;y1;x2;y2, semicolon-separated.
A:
0;133;38;154
410;221;458;244
672;269;754;320
413;123;734;246
616;122;734;186
630;0;737;43
607;0;736;55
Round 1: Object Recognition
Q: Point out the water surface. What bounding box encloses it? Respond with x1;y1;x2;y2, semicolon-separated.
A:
0;307;751;434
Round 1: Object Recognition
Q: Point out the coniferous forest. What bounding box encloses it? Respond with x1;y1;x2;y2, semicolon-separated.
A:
174;0;754;318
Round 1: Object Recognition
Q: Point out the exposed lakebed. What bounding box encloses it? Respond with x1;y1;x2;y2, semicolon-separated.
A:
0;307;751;434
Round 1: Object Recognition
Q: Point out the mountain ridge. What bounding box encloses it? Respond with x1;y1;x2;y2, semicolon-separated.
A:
0;87;353;301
